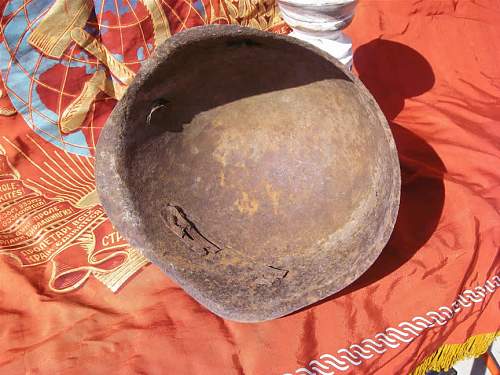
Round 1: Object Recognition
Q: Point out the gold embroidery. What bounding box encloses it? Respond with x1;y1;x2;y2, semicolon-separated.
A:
0;107;16;117
60;70;107;134
140;0;171;47
102;78;128;101
75;189;99;208
61;28;135;133
222;0;284;31
70;28;136;86
93;248;149;292
0;144;20;179
28;0;93;58
0;89;17;117
1;136;149;293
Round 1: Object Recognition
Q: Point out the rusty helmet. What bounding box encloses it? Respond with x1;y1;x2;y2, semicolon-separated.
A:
96;25;400;322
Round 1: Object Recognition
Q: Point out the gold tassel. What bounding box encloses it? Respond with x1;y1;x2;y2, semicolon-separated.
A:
411;332;499;375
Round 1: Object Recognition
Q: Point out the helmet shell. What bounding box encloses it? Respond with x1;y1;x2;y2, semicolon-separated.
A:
96;25;400;322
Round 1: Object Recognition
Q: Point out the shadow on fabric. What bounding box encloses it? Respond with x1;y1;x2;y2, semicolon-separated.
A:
336;39;447;297
287;40;447;316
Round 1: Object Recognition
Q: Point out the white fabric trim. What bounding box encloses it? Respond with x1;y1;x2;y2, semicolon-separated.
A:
284;275;500;375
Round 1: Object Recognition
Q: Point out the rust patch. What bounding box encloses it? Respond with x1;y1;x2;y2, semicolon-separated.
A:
265;183;281;214
234;192;259;215
219;170;225;187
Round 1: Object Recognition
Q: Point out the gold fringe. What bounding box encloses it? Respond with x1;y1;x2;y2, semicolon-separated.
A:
411;332;499;375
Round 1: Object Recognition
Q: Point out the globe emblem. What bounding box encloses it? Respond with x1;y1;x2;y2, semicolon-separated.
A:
0;0;153;157
0;0;286;157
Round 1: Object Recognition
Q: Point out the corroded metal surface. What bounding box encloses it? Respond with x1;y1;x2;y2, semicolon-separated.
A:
95;25;401;322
